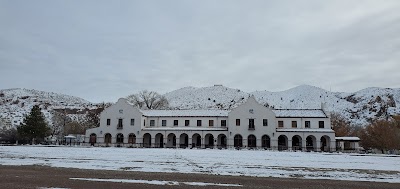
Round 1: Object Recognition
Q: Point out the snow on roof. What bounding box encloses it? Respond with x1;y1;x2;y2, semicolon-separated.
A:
272;109;327;118
141;110;229;117
335;137;360;141
276;128;334;133
141;109;327;118
143;127;228;131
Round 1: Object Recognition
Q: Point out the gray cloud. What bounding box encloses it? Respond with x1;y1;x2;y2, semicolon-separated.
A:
1;0;400;102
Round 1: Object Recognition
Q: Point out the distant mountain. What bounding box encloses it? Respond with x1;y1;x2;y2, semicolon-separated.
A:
0;88;97;129
1;85;399;129
165;85;400;126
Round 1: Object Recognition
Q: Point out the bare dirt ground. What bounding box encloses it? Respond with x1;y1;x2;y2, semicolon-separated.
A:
1;165;399;189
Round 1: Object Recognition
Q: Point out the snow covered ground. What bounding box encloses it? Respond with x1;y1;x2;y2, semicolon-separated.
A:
1;146;400;183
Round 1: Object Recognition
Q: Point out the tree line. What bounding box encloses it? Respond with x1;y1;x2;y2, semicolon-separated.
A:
331;112;400;153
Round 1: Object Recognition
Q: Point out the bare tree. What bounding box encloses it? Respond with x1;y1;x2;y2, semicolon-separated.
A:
331;112;352;137
127;90;169;110
64;120;86;135
85;102;111;128
50;109;71;137
360;118;400;153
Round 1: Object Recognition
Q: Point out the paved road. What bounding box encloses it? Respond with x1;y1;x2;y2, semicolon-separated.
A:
0;165;399;189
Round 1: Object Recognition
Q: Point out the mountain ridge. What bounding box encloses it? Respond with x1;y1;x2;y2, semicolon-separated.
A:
1;85;399;129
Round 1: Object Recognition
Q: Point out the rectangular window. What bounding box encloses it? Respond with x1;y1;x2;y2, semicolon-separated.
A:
150;120;155;126
118;119;123;129
305;121;310;128
249;119;255;130
221;120;227;127
162;120;167;126
130;119;135;126
107;119;111;126
292;121;297;128
263;119;268;126
236;119;240;126
319;121;324;128
197;120;202;127
174;120;178;126
185;120;190;126
278;121;284;128
209;120;214;127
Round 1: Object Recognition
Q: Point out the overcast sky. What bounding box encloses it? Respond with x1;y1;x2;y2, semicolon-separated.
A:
1;1;400;102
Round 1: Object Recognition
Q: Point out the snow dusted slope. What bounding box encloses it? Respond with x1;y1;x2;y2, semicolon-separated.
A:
1;85;399;128
164;85;249;110
0;88;94;128
165;85;400;126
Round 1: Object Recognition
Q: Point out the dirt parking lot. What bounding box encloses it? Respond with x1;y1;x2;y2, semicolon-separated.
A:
0;165;399;189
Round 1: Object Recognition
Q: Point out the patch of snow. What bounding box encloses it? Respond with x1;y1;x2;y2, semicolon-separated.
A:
70;178;242;187
1;146;400;183
276;128;334;133
142;110;229;117
143;127;227;131
273;109;327;118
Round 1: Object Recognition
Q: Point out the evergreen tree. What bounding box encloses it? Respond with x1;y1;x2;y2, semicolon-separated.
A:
17;105;50;144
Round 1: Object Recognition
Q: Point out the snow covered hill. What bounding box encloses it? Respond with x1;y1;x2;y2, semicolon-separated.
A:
0;88;96;129
1;85;399;129
165;85;400;126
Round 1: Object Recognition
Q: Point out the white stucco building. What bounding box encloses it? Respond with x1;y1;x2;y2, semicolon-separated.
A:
85;96;336;152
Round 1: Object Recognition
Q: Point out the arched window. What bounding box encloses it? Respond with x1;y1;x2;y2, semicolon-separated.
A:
248;135;256;148
143;133;151;147
278;135;288;151
104;133;112;144
261;135;270;148
128;133;136;144
306;135;316;151
234;134;243;148
89;133;97;144
292;135;302;151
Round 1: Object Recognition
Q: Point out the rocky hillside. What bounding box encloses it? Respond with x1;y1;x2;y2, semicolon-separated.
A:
0;88;97;129
165;85;400;126
1;85;399;129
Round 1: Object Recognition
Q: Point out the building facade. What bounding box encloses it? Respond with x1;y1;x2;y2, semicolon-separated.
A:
85;96;336;151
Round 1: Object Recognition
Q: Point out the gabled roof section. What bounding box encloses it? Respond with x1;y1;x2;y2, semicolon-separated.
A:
272;109;328;118
141;110;229;117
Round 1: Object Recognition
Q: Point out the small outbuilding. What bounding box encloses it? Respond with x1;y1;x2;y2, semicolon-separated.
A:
335;137;361;152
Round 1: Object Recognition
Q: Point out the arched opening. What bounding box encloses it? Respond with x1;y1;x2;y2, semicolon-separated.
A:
155;133;164;148
292;135;302;151
205;134;214;148
143;133;151;148
321;135;331;152
104;133;112;145
128;133;136;144
116;133;124;144
306;135;317;151
278;135;288;151
89;133;96;145
217;134;227;148
248;135;256;148
261;135;270;149
192;133;201;148
167;133;176;148
179;133;189;148
234;134;243;148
